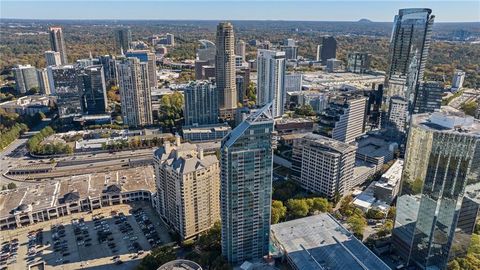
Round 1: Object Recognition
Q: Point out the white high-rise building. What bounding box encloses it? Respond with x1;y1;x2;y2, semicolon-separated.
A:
451;70;465;91
235;40;246;61
13;65;39;94
36;68;51;95
116;57;153;127
45;51;62;67
285;73;303;92
256;49;286;118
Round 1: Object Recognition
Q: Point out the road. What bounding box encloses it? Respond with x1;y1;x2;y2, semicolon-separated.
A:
0;137;31;187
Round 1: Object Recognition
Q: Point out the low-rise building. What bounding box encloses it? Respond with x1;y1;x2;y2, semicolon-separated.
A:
182;123;231;142
0;95;52;116
374;159;403;204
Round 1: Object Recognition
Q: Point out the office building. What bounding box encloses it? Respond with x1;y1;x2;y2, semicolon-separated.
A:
413;81;444;114
154;138;220;240
48;65;83;117
116;57;153;127
183;81;219;127
383;8;434;133
347;52;371;73
115;28;132;53
98;55;117;84
451;70;465;91
392;111;480;269
45;51;62;67
365;84;383;130
182;123;231;142
291;133;357;199
319;36;337;65
13;65;39;94
194;60;211;80
235;67;250;105
256;49;286;118
125;50;157;89
49;26;68;65
36;68;51;95
215;22;237;119
318;95;367;143
271;214;391;270
220;103;274;263
284;73;302;92
326;58;342;72
236;40;246;61
165;33;174;46
387;96;408;133
374;159;403;204
78;65;108;115
197;40;216;64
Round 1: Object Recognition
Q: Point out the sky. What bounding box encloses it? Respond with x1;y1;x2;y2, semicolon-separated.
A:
1;0;479;22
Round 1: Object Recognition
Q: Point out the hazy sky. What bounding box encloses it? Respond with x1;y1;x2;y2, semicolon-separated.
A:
1;0;479;22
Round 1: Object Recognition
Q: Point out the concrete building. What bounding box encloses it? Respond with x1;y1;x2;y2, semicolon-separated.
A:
49;26;68;65
125;50;157;90
356;135;396;169
183;81;219;127
291;133;357;199
48;65;83;117
413;81;444;114
13;65;39;94
98;55;117;84
44;50;62;67
318;94;367;143
374;159;403;204
319;36;337;65
36;68;51;95
451;69;465;92
387;96;408;133
235;39;246;61
287;91;329;113
271;214;391;270
326;58;343;73
347;52;371;74
215;22;237;119
154;139;220;240
116;57;153;127
197;39;216;64
284;73;302;92
158;260;202;270
182;123;231;142
115;28;132;53
235;67;250;105
78;65;108;115
0;95;52;116
280;45;298;61
256;49;286;118
221;103;274;263
392;110;480;269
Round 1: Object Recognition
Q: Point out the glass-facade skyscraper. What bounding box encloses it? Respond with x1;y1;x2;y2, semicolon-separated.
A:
79;65;108;115
183;81;219;127
220;103;274;263
392;111;480;269
383;8;435;136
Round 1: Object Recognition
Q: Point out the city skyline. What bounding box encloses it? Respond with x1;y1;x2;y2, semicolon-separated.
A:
1;1;479;22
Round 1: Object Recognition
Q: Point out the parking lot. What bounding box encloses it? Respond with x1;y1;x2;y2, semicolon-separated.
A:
0;203;172;269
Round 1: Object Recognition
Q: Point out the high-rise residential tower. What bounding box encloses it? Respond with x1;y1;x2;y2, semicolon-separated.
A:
154;138;220;240
45;51;62;67
412;81;444;114
78;65;108;115
116;57;153;127
36;68;51;95
183;81;219;127
13;65;39;94
220;103;274;263
215;22;237;119
347;52;371;74
256;49;286;118
48;26;68;65
115;28;132;53
319;36;337;65
235;40;246;61
48;65;83;117
125;50;157;90
392;110;480;269
451;70;465;91
383;8;435;134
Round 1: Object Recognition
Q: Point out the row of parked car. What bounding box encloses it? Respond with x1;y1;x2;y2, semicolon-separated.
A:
132;208;162;248
51;224;70;264
0;237;19;268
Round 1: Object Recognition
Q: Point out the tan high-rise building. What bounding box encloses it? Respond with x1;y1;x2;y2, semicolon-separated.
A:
48;26;68;65
116;57;153;127
215;22;237;119
154;137;220;240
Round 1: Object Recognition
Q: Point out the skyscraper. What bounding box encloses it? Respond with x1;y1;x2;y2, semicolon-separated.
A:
256;49;286;118
44;51;62;67
235;40;246;61
451;69;465;91
291;133;357;200
221;103;274;263
154;138;220;240
126;50;157;90
78;65;108;115
319;36;337;65
48;26;68;65
116;57;153;127
98;55;117;84
347;52;371;74
48;65;83;117
383;8;435;133
317;94;367;143
392;110;480;269
183;81;219;127
413;81;444;114
280;39;298;61
215;22;237;119
197;39;216;64
13;65;39;94
115;28;132;53
36;68;51;95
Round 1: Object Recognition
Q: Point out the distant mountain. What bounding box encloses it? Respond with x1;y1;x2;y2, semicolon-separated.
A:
358;19;373;23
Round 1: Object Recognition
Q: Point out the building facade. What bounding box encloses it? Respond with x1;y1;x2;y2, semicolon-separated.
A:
49;26;68;65
48;65;83;117
125;50;157;90
45;51;62;67
236;40;246;61
347;52;371;74
451;70;465;91
36;68;51;95
154;139;220;240
183;81;219;127
116;57;153;127
78;65;108;115
220;103;274;263
320;36;337;65
115;28;132;53
256;49;286;118
13;65;39;94
413;81;443;114
284;73;302;92
392;111;480;269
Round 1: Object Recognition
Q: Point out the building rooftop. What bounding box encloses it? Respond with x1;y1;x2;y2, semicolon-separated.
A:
375;159;404;191
157;259;202;270
271;213;391;270
412;110;480;136
356;135;396;159
301;133;357;154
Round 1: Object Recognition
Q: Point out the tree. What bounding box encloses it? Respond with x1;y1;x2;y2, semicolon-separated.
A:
461;101;478;116
287;199;309;218
136;246;176;270
7;182;17;189
271;200;287;224
347;215;367;239
377;220;394;237
294;104;316;116
309;197;332;213
387;206;396;219
366;209;385;219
